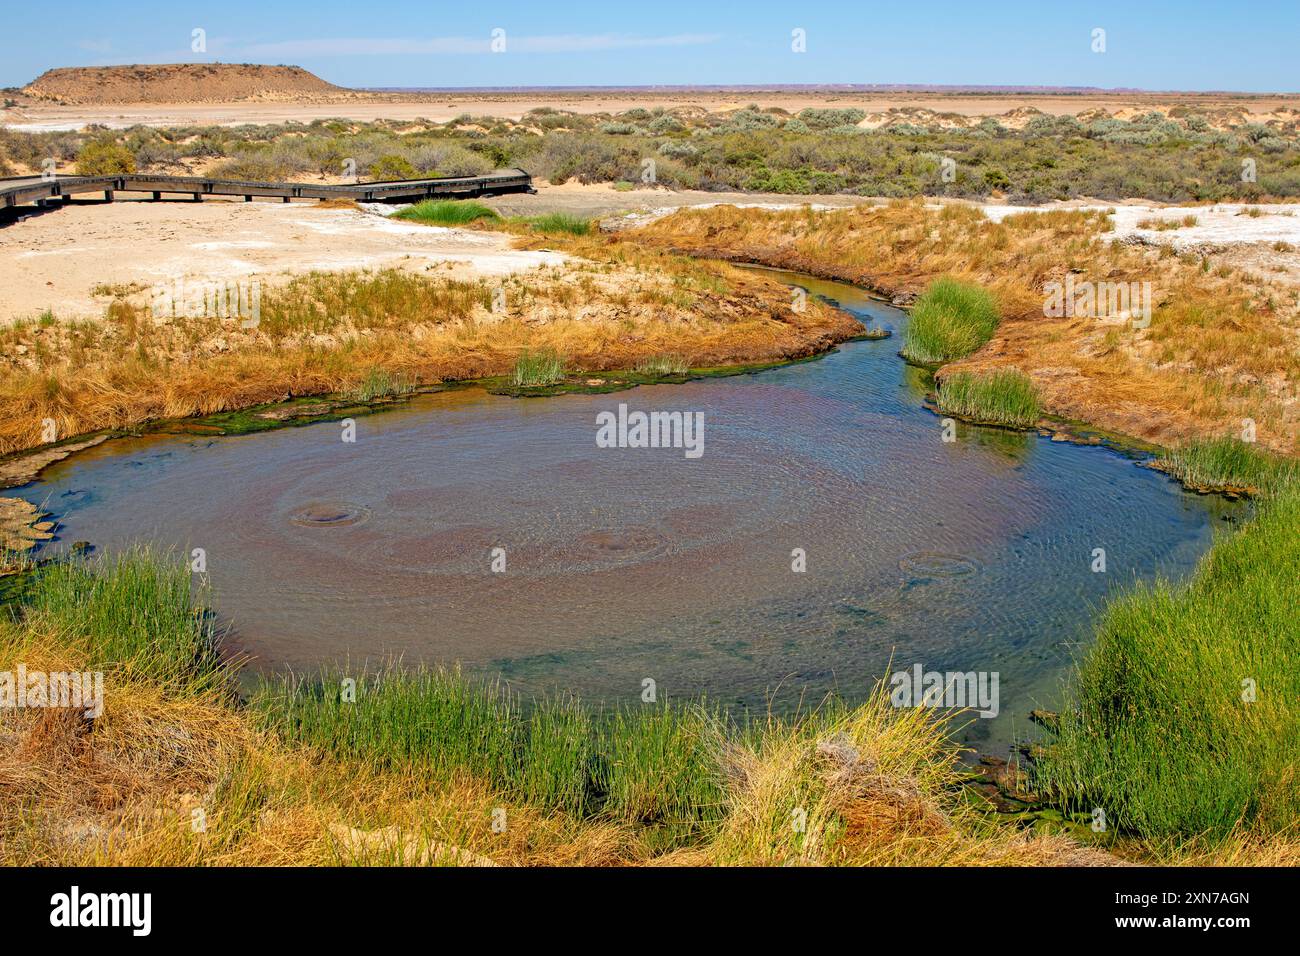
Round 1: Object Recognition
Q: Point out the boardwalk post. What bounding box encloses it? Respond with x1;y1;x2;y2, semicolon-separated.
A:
104;190;113;201
153;191;161;201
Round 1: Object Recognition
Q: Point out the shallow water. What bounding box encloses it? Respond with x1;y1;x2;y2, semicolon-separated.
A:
18;270;1241;748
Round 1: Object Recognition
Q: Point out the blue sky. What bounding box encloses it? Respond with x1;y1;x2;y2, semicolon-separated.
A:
4;0;1297;92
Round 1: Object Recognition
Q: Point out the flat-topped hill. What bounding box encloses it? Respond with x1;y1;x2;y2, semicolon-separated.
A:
22;63;348;105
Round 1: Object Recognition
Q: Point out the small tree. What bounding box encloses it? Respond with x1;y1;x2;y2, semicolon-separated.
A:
75;139;137;175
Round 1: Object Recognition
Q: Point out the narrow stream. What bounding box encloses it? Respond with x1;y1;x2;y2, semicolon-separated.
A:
15;270;1241;748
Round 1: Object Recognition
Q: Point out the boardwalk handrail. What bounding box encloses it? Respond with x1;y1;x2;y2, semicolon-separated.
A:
1;168;533;208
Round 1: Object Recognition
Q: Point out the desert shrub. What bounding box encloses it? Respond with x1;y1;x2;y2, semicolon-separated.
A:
725;109;782;132
647;115;685;135
657;140;698;159
369;154;418;180
75;139;136;175
798;107;867;130
407;144;493;177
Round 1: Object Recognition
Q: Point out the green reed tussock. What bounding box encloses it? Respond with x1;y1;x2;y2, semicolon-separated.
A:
1035;482;1300;839
902;277;1000;365
251;667;729;840
526;213;593;236
511;348;566;387
634;354;691;376
936;368;1041;429
390;200;501;226
20;546;224;690
346;367;417;403
1156;437;1299;494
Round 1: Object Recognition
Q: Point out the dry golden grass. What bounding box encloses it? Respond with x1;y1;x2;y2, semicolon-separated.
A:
0;620;648;867
0;248;858;456
630;201;1300;455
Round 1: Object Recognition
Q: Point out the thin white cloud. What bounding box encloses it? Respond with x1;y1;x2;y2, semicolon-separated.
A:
237;33;720;58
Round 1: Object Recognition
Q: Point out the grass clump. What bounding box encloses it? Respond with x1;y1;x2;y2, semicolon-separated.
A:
1035;483;1300;840
634;354;690;376
1156;437;1298;495
390;200;501;226
19;546;223;690
346;367;417;403
511;348;566;387
252;665;724;835
936;368;1041;429
902;277;1001;365
255;667;522;792
527;213;593;236
594;704;727;843
1138;215;1199;230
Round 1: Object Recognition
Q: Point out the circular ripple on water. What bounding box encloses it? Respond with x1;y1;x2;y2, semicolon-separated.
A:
574;526;669;564
288;501;372;528
898;550;981;578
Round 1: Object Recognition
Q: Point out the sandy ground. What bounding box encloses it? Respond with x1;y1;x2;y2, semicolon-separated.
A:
978;200;1300;244
0;197;567;321
979;200;1300;285
0;181;869;322
5;183;1299;323
5;90;1297;131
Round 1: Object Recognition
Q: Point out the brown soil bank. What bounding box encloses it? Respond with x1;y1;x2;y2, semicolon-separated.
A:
0;242;859;457
627;202;1300;457
22;64;345;105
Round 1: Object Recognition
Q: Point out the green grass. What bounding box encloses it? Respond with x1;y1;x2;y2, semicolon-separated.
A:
902;277;1001;365
390;200;501;226
345;367;417;403
1156;437;1299;494
1035;482;1300;840
511;348;566;387
251;666;728;840
12;539;1297;858
633;354;690;376
525;213;593;236
18;546;223;690
935;368;1041;429
254;666;521;791
594;704;728;838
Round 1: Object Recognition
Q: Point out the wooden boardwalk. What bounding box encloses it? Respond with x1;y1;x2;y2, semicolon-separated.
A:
0;168;533;209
